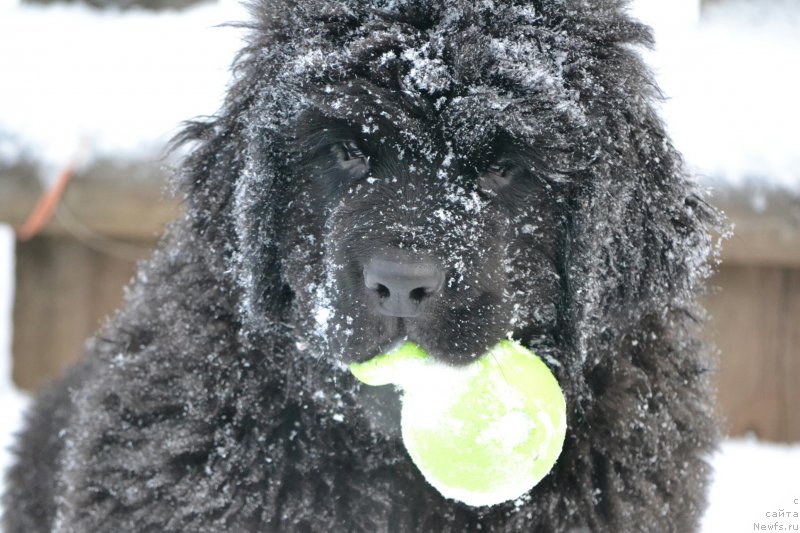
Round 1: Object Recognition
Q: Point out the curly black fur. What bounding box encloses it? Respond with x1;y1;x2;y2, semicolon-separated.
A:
4;1;722;531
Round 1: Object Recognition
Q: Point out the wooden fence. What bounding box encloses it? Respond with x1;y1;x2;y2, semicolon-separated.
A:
1;163;799;442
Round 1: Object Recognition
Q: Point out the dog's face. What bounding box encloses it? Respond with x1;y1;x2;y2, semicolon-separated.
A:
276;111;570;365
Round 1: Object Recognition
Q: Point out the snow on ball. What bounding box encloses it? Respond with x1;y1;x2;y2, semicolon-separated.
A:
350;340;567;507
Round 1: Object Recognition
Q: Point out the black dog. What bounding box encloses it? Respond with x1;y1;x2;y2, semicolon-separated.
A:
4;1;722;531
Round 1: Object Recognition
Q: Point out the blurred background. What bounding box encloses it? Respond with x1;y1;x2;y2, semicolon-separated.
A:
0;0;798;531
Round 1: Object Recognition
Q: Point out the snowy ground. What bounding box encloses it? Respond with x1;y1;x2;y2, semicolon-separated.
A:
0;225;798;531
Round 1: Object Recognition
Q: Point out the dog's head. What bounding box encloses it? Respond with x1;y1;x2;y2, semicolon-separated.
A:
177;0;720;375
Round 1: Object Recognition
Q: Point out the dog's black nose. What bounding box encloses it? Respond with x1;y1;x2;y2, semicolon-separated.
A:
364;254;445;318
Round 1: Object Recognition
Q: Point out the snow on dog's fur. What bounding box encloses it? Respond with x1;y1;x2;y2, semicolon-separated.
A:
4;1;722;531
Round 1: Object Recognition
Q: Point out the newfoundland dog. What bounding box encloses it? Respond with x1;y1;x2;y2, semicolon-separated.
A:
4;0;722;531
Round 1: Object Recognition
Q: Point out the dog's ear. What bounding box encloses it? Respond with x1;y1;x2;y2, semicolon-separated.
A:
229;124;294;337
565;125;722;369
171;75;291;339
559;44;723;370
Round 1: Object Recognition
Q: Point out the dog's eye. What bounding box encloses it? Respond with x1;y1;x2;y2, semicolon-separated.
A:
478;163;514;195
331;141;369;179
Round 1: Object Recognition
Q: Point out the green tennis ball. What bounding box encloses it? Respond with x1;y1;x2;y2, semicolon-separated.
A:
350;340;567;507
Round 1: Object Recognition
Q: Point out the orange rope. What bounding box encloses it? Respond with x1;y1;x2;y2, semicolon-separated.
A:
15;138;90;241
16;162;77;241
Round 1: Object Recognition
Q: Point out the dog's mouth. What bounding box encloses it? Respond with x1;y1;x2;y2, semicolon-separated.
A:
356;317;498;367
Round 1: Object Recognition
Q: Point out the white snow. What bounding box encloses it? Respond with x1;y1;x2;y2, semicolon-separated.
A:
0;0;248;180
631;0;800;191
630;0;701;36
701;436;800;532
0;0;797;190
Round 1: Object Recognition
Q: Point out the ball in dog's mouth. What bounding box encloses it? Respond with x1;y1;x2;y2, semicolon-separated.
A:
350;340;567;507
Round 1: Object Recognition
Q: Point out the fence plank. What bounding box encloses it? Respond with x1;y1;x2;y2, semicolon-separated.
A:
717;190;800;268
783;270;800;440
11;236;150;390
704;265;800;442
